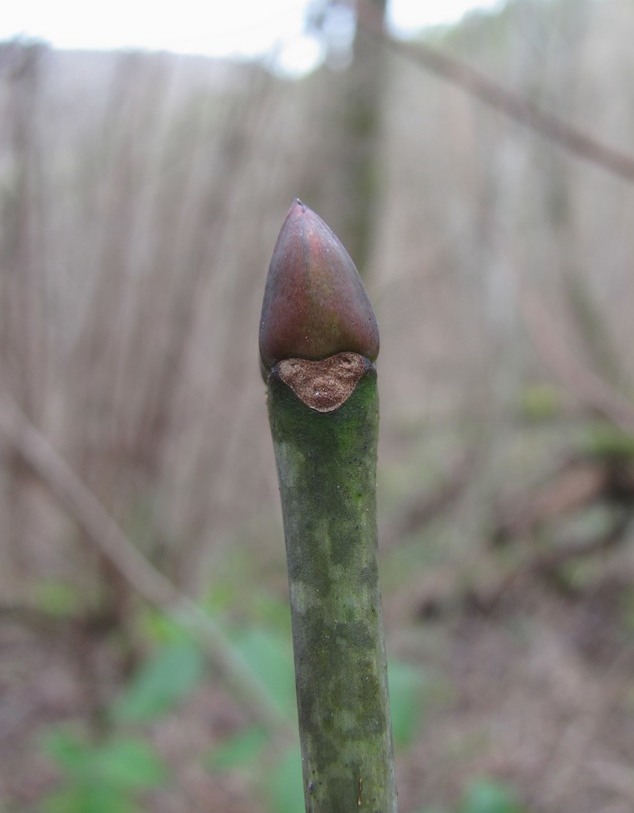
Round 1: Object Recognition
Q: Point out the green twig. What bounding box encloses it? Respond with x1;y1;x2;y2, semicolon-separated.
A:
260;200;397;812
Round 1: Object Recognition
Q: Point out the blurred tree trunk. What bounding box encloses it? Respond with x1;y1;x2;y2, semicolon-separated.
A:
303;0;387;276
0;44;45;588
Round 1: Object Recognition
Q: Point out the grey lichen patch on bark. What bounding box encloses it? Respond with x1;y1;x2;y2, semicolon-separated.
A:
276;352;370;412
268;365;397;813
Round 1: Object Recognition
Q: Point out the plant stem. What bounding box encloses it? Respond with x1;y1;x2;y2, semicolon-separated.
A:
261;200;397;811
267;362;396;811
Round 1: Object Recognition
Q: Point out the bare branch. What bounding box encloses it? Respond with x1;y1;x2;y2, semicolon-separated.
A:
0;396;290;736
358;13;634;185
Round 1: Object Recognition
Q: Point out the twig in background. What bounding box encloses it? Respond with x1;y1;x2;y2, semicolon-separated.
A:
358;5;634;185
0;395;291;739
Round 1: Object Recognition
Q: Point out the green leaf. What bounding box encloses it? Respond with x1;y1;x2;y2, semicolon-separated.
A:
114;641;205;723
43;729;93;776
388;660;425;747
44;784;133;813
136;608;191;645
459;779;526;813
209;727;268;771
43;729;165;796
93;738;166;789
230;628;296;717
266;746;304;813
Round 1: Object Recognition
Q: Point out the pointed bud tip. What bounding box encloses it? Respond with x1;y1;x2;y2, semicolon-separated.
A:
259;201;379;372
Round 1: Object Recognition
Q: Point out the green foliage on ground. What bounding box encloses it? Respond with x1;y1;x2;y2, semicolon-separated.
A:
457;779;528;813
113;640;205;723
41;730;166;813
40;594;425;813
419;777;529;813
579;421;634;460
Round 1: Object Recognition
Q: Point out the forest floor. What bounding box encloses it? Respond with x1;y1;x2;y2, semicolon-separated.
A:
2;564;634;813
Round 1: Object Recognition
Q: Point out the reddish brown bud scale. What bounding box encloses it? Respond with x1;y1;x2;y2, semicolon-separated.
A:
259;200;379;372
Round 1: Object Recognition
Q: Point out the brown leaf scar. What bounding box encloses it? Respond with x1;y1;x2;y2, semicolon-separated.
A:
277;352;370;412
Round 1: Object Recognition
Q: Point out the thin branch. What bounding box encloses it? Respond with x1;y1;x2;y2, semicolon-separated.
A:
0;396;291;737
358;14;634;185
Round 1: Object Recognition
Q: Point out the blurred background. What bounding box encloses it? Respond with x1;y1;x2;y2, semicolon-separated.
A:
2;0;634;811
